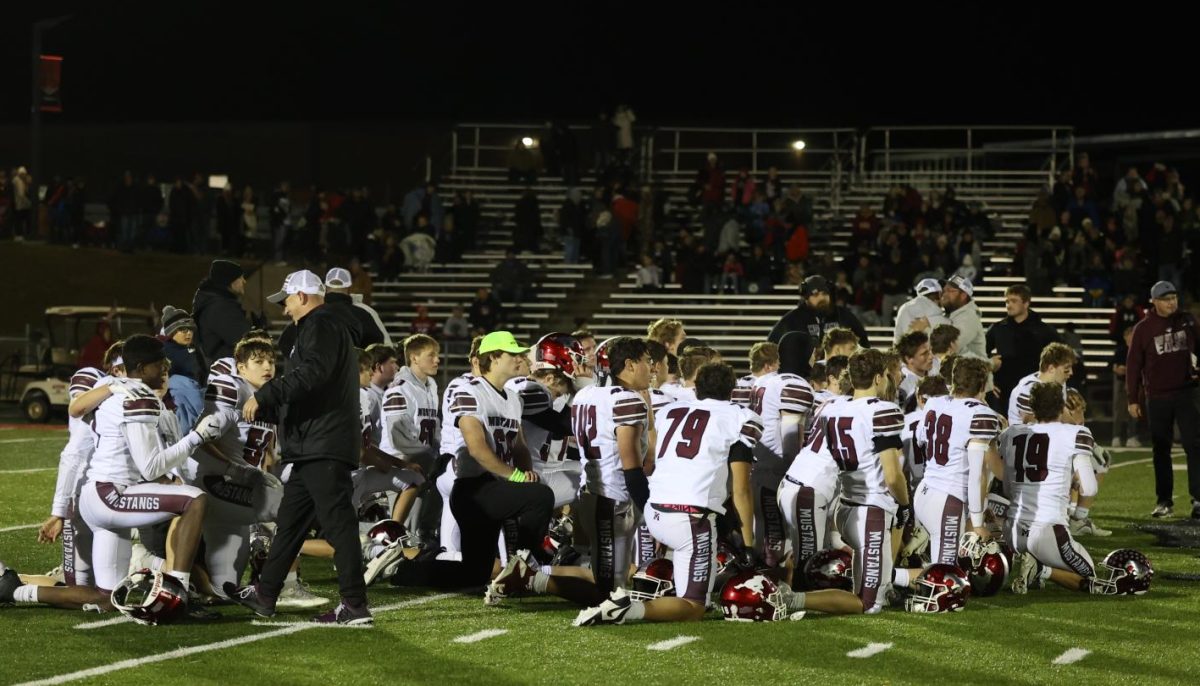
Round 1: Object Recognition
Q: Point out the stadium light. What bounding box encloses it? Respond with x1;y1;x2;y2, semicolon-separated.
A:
791;140;807;151
521;136;537;148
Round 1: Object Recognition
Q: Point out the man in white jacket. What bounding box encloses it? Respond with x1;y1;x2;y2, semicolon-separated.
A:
892;278;951;345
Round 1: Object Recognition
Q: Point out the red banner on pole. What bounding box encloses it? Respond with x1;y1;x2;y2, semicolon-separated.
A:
40;54;63;113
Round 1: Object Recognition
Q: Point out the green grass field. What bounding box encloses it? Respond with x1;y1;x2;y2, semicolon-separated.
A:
2;425;1199;686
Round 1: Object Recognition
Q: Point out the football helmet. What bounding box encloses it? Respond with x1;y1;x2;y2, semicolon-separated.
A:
357;494;390;523
367;520;418;549
629;558;676;601
719;571;788;622
593;337;618;382
247;526;272;585
905;563;971;613
957;535;1011;597
1091;548;1154;595
533;333;585;376
801;549;854;591
110;569;188;626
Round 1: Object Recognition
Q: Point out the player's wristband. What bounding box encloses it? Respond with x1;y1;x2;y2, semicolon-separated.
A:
508;468;527;483
969;511;986;528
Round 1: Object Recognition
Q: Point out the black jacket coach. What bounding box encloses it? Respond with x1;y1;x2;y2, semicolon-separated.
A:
277;292;384;354
255;304;361;466
766;303;869;348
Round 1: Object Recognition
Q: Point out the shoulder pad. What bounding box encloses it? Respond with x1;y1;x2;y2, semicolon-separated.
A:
122;390;162;423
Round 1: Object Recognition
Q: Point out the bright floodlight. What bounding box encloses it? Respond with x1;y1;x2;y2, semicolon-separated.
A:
791;140;807;151
521;137;535;147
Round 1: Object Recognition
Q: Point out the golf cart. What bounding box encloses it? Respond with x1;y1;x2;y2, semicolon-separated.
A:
9;306;157;422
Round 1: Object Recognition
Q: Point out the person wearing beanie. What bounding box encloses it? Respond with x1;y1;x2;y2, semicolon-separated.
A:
192;259;252;361
767;275;868;349
161;305;208;430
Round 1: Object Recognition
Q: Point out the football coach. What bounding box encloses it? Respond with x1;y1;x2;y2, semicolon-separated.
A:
228;269;372;625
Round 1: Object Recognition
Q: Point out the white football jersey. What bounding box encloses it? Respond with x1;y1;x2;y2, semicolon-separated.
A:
750;371;815;461
784;396;842;501
898;367;921;413
999;422;1096;526
901;408;929;484
1007;372;1068;426
810;396;905;513
648;388;673;413
658;382;697;403
87;380;191;486
53;367;106;517
505;376;556;461
360;387;380;447
203;373;277;469
381;367;440;458
917;395;1003;502
649;399;763;513
449;377;524;479
574;383;649;502
731;374;757;409
210;357;236;378
439;373;474;458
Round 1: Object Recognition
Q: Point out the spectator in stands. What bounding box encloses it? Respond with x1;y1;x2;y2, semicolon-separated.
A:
187;173;211;255
10;166;32;241
767;275;868;348
160;305;207;430
1073;152;1099;197
593;208;619;278
508;141;541;184
930;233;957;277
941;275;985;359
348;258;373;306
443;305;470;354
400;230;436;272
892;278;949;344
762;166;783;202
1110;293;1145;341
402;182;445;233
1158;213;1185;291
986;283;1060;410
559;188;586;264
1066;185;1099;229
238;187;257;254
490;249;535;305
378;233;405;281
110;171;141;253
635;254;662;291
613;104;636;165
650;239;674;284
435;215;464;264
693;152;725;215
140;174;163;241
410;305;438;337
879;248;911;326
269;181;293;265
192;259;252;361
468;287;503;335
1112;325;1141;448
168;177;196;254
742;244;774;294
1029;189;1057;233
215;184;240;256
719;252;744;294
514;188;543;253
851;204;880;244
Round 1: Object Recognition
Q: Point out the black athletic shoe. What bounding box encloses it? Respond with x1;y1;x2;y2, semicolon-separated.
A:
223;582;278;618
313;601;373;626
0;564;20;604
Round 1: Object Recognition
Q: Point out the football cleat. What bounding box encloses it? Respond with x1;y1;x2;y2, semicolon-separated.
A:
572;588;633;626
1009;552;1040;595
312;601;373;626
1069;517;1112;537
484;549;536;606
127;542;159;576
0;562;20;604
1150;503;1173;518
277;576;329;609
223;582;278;617
364;540;407;586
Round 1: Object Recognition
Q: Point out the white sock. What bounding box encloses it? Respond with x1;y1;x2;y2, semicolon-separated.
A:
285;571;298;584
625;599;646;621
1073;506;1090;520
541;565;555;577
149;555;166;572
785;590;806;611
166;570;191;589
893;568;913;588
532;570;550;594
1039;565;1053;581
13;585;39;604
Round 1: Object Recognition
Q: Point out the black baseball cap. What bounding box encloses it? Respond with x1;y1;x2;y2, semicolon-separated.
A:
801;275;831;298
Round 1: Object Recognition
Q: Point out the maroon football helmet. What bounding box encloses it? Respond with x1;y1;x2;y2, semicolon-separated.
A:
110;569;188;626
720;571;788;622
1092;548;1154;595
630;558;676;601
367;519;416;548
957;532;1010;597
594;337;618;381
802;549;854;591
905;563;971;613
533;333;585;376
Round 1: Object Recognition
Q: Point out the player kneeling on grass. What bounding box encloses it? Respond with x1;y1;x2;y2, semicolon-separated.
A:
573;362;761;625
1001;382;1154;596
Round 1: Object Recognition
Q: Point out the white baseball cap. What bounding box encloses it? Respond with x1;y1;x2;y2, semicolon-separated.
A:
325;267;352;289
914;278;943;296
945;275;974;297
267;270;325;304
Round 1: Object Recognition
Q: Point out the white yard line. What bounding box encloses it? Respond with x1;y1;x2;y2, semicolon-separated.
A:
1110;458;1153;470
1052;648;1091;665
452;629;509;644
28;592;457;686
847;642;893;658
0;523;40;533
0;467;56;474
0;438;63;444
646;635;701;651
74;615;134;630
251;620;372;629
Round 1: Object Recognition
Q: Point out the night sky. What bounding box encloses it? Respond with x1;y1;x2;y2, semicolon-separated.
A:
2;4;1194;134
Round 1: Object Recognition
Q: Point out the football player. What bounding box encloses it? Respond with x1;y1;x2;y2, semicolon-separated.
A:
732;342;779;409
209;329;274;378
928;324;960;376
901;375;949;491
1002;382;1109;594
750;334;815;567
571;329;598;385
486;336;652;606
1008;343;1075;426
659;345;721;402
821;327;860;359
513;333;585;508
1062;388;1111;537
78;336;229;608
573;362;761;625
389;331;554;589
361;344;398;446
896;331;933;413
915;357;1005;565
